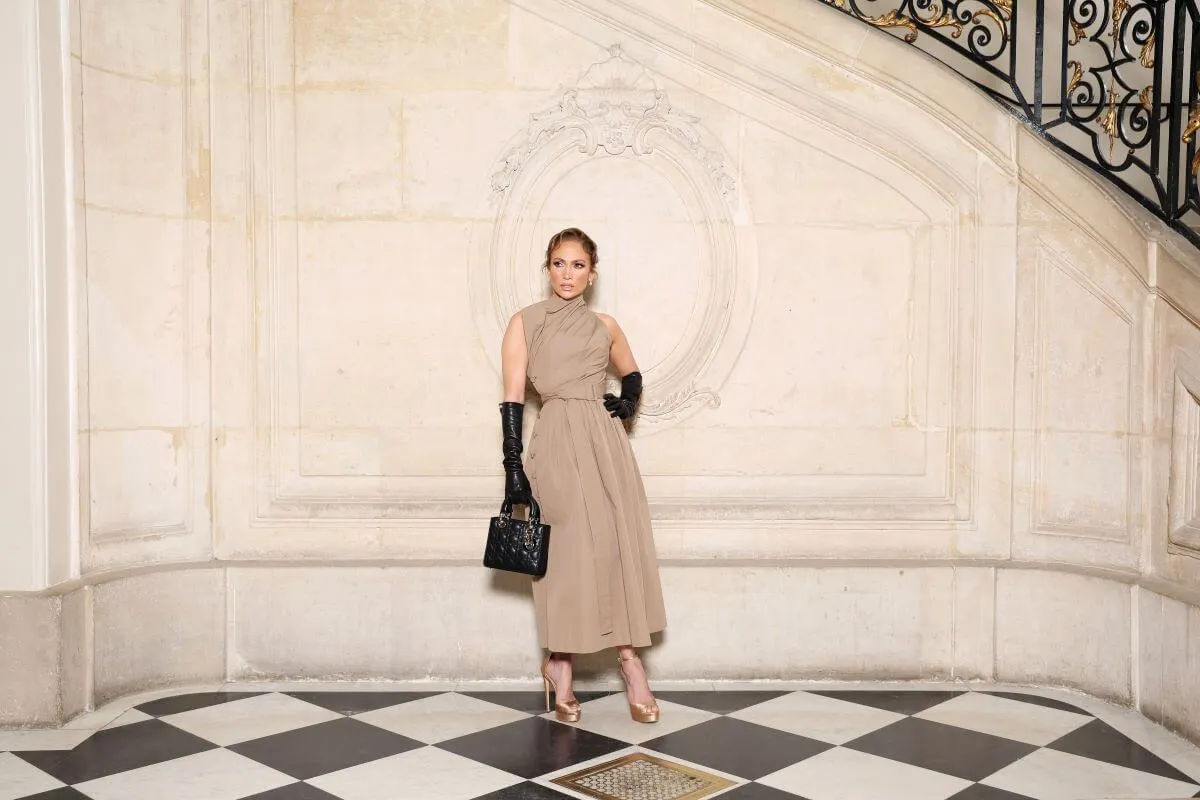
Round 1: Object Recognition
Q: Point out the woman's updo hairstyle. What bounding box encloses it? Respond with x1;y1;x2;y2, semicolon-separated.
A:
542;227;599;271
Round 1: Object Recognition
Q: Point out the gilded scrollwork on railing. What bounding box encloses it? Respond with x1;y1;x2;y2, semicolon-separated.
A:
817;0;1200;248
822;0;1010;53
1062;0;1160;165
1181;95;1200;176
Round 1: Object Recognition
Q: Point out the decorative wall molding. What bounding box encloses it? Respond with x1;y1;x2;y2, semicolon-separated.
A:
490;44;736;202
1168;368;1200;556
248;0;498;521
1028;245;1139;543
483;44;749;429
1153;293;1200;581
79;0;212;565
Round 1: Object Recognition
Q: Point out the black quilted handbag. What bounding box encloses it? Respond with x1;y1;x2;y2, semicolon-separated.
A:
483;497;551;577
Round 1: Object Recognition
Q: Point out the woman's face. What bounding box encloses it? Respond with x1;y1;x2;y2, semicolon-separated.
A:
547;240;594;300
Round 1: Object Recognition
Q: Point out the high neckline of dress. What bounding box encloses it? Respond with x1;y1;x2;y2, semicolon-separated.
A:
545;292;586;313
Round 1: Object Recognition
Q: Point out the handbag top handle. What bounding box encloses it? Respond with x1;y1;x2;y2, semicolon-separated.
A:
498;496;542;524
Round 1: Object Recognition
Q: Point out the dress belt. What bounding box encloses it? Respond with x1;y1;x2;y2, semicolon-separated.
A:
540;387;604;402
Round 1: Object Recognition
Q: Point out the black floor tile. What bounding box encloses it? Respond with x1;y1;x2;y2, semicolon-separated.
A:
228;717;424;780
641;716;831;781
15;719;217;784
462;691;614;715
284;691;439;715
13;789;93;800
240;783;344;800
654;691;789;715
947;784;1037;800
715;783;810;798
977;691;1091;716
437;717;627;779
135;691;265;716
844;717;1037;782
468;781;574;799
1046;718;1196;783
810;689;963;716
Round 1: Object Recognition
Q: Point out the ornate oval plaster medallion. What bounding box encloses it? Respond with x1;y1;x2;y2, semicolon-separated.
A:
475;45;756;432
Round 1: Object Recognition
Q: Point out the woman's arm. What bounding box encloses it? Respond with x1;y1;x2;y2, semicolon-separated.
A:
598;313;639;375
598;314;643;420
501;312;528;403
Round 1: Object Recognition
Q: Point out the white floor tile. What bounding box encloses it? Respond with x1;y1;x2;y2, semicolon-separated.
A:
352;692;528;744
450;680;549;691
557;693;717;745
0;728;91;751
62;710;120;732
61;706;132;732
981;747;1200;800
308;745;523;800
0;752;64;800
709;680;972;692
158;692;342;746
222;680;465;693
914;692;1092;746
71;748;293;800
728;690;906;745
757;746;972;800
103;709;154;730
63;683;225;730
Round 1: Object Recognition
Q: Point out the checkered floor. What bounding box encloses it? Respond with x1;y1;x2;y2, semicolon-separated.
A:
2;687;1200;800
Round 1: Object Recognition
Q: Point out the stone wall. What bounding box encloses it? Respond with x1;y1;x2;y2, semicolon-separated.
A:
2;0;1199;746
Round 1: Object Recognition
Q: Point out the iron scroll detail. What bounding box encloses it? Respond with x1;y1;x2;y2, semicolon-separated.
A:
820;0;1200;248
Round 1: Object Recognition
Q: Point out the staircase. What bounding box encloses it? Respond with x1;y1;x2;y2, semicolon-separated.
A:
819;0;1200;248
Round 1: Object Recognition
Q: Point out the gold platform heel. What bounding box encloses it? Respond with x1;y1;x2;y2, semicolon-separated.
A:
618;653;660;724
541;654;582;723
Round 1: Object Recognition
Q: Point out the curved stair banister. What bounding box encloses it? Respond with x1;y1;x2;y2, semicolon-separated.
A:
819;0;1200;248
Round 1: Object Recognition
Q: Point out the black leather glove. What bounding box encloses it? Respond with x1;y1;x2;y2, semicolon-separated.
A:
499;401;532;505
603;371;642;420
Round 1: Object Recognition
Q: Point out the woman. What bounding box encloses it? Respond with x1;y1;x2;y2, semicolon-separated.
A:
498;227;667;724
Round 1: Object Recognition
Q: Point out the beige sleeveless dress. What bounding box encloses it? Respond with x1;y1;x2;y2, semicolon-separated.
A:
521;292;667;654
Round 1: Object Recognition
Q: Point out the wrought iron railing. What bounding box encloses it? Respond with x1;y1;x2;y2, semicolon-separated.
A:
821;0;1200;247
